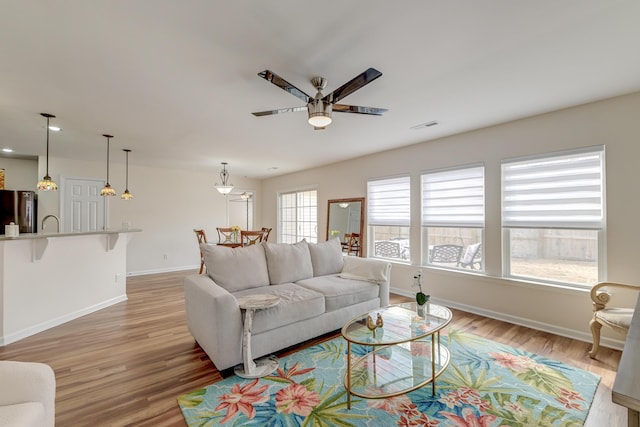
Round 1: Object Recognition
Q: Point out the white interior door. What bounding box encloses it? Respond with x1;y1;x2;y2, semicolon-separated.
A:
61;177;106;232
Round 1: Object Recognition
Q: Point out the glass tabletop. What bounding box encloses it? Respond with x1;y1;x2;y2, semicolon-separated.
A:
341;302;452;346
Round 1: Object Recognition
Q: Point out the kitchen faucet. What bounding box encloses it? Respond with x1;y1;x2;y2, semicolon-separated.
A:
41;214;60;233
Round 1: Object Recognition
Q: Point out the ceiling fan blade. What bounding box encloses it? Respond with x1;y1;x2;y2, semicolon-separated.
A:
258;70;313;104
252;106;307;117
323;68;383;104
332;104;388;115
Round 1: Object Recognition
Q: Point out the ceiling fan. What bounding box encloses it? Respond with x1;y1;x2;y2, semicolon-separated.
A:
252;68;388;130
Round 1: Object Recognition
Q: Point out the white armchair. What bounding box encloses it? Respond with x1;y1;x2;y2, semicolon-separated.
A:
0;361;56;427
589;282;640;359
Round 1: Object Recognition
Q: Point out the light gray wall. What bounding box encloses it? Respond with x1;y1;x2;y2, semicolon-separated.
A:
34;157;262;274
0;157;37;190
261;91;640;348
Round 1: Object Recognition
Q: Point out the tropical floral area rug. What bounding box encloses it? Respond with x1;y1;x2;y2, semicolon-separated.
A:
178;330;600;426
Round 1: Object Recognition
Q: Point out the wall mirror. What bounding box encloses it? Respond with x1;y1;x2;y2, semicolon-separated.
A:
326;198;364;256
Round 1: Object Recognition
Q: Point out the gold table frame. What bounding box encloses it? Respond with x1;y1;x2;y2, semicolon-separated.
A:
341;302;452;409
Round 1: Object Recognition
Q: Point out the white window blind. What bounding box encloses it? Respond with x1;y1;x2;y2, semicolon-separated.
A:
422;165;485;227
367;176;410;226
502;147;604;229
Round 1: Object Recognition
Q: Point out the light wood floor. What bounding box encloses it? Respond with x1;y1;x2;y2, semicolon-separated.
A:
0;270;626;426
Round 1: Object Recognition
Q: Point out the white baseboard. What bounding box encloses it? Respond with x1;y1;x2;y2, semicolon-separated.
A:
390;287;625;352
0;294;128;346
128;265;198;277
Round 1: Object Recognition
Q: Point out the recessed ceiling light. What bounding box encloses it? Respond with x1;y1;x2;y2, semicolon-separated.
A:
48;125;61;132
410;120;439;130
2;148;13;153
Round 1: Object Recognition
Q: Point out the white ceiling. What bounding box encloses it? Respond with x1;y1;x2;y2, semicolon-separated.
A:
1;1;639;179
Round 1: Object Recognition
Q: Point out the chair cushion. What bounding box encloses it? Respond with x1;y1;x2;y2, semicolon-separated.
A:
296;274;380;311
308;238;344;277
231;283;325;334
596;307;634;329
0;402;46;427
201;243;270;292
264;240;313;285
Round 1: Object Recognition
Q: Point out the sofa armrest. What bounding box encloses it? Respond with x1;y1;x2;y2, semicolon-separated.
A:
340;257;391;307
0;360;56;426
184;274;243;371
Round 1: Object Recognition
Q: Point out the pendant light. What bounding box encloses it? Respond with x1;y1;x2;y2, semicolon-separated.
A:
36;113;58;191
100;134;116;196
120;149;133;200
215;162;234;195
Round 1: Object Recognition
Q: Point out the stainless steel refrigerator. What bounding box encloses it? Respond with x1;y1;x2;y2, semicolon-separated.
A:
0;189;37;234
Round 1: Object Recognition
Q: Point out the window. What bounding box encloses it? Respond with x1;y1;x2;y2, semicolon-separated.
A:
368;175;410;261
502;146;604;287
422;165;485;270
279;189;318;243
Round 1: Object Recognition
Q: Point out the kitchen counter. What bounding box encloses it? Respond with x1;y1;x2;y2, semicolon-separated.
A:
0;228;141;241
0;228;141;346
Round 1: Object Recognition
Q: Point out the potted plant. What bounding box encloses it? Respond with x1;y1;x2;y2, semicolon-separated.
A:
413;270;430;316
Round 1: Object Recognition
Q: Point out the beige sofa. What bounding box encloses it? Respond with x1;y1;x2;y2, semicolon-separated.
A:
184;238;391;371
0;360;56;427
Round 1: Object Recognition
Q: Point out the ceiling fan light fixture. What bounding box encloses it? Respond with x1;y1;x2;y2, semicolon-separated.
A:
308;100;332;128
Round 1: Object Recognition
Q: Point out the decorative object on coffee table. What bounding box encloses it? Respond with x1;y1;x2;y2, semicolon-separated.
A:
234;294;281;378
414;270;430;316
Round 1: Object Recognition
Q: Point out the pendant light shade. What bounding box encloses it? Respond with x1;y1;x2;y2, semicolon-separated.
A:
215;162;234;195
100;134;116;196
36;113;58;191
120;149;133;200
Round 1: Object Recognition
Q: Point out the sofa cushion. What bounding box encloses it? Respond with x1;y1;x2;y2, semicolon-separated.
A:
296;274;380;312
231;283;325;334
201;243;270;292
264;240;313;285
0;402;46;427
308;238;344;277
339;255;389;284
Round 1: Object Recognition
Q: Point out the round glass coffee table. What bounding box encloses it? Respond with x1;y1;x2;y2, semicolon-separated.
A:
341;302;452;409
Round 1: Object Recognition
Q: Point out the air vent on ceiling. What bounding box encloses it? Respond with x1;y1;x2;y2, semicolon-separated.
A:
410;120;439;130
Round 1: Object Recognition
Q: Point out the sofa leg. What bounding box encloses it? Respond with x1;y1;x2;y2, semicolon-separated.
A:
589;318;602;359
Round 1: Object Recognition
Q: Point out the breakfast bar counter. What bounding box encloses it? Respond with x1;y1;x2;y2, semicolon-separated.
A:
0;229;141;346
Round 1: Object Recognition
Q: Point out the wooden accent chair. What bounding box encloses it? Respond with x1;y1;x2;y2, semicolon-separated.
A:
216;227;234;244
429;244;463;266
589;282;640;358
193;229;207;274
241;230;264;246
261;227;272;242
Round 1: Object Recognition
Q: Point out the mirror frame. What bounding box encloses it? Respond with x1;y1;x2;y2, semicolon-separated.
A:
326;197;365;256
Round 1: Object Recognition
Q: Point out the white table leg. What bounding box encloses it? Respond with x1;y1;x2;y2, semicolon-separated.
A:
235;307;278;378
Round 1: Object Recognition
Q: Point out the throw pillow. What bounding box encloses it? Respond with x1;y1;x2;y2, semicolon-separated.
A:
308;237;344;276
201;243;270;292
340;255;390;284
264;240;313;284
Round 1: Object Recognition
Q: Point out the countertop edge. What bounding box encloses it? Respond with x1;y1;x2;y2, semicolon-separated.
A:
0;228;142;241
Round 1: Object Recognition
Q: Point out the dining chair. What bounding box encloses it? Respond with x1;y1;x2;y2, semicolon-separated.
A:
216;227;234;244
241;230;264;246
589;282;640;358
342;233;361;256
261;227;272;242
193;229;207;274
